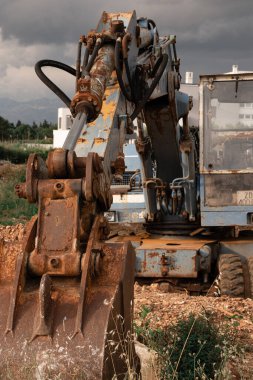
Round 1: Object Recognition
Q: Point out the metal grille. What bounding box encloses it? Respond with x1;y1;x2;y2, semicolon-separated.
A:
111;172;134;186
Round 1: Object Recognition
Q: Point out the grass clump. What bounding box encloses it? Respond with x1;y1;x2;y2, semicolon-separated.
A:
0;142;49;164
0;163;37;225
135;307;243;380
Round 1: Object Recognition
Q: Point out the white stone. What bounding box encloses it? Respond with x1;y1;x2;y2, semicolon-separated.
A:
135;341;158;380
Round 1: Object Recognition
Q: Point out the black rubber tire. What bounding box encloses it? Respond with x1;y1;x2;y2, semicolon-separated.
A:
247;257;253;298
218;254;245;297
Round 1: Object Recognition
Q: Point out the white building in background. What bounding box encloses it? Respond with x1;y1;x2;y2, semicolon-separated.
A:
209;65;253;129
180;71;199;127
180;66;253;129
226;65;253;128
53;108;73;148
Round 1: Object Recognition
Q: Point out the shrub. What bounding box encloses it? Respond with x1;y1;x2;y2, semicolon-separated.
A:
0;142;48;164
135;308;243;380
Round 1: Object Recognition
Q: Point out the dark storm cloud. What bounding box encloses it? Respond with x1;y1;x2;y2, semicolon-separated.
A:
0;0;97;44
1;0;252;46
0;0;253;83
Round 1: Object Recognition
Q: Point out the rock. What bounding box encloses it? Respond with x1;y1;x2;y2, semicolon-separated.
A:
158;282;170;293
135;341;158;380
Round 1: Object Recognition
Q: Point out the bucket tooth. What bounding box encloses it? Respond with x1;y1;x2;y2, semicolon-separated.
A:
73;215;103;338
5;251;26;335
5;217;37;335
31;273;54;341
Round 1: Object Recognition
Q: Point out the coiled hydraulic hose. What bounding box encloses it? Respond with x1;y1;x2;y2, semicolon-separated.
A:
115;35;169;120
35;39;102;110
35;59;76;109
130;53;168;120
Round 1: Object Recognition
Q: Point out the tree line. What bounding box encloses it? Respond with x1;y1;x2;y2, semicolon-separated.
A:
0;116;57;142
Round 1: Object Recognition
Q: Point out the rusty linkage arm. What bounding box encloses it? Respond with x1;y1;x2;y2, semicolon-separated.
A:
15;149;112;277
9;144;111;344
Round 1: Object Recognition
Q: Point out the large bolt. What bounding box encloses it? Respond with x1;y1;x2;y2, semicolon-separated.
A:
50;258;60;268
54;182;64;192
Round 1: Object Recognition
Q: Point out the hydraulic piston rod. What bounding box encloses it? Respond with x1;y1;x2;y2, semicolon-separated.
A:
63;111;88;150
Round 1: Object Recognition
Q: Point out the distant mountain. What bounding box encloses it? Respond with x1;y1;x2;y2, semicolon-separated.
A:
0;97;65;124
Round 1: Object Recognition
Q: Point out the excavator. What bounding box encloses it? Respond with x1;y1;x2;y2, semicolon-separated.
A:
1;10;253;379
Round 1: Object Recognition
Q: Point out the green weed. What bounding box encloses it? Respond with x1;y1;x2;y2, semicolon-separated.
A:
0;163;37;225
135;307;244;380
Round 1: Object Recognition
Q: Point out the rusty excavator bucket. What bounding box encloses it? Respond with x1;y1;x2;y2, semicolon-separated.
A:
0;135;138;378
0;208;137;379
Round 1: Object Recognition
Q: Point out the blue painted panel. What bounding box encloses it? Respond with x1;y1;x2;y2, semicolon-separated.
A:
201;211;251;226
200;174;253;226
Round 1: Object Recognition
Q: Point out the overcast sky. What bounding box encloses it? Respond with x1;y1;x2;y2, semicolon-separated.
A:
0;0;252;107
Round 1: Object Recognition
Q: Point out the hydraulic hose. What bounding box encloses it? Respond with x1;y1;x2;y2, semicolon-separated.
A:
122;33;135;101
85;38;102;74
130;53;168;120
35;39;101;110
123;57;135;102
115;38;133;102
150;55;163;78
35;59;76;109
76;40;82;87
147;19;156;28
81;46;90;76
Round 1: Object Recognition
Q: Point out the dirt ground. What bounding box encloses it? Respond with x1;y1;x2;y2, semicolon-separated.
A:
1;223;253;378
134;283;253;378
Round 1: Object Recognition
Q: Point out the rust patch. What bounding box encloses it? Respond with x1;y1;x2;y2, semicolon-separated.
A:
77;138;88;144
166;249;177;254
137;238;215;251
94;137;106;144
148;251;160;258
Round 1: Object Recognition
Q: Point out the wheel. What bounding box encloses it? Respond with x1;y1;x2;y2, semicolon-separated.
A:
218;254;245;297
247;257;253;298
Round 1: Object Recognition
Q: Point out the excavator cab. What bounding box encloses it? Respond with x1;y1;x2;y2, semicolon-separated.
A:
199;72;253;226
